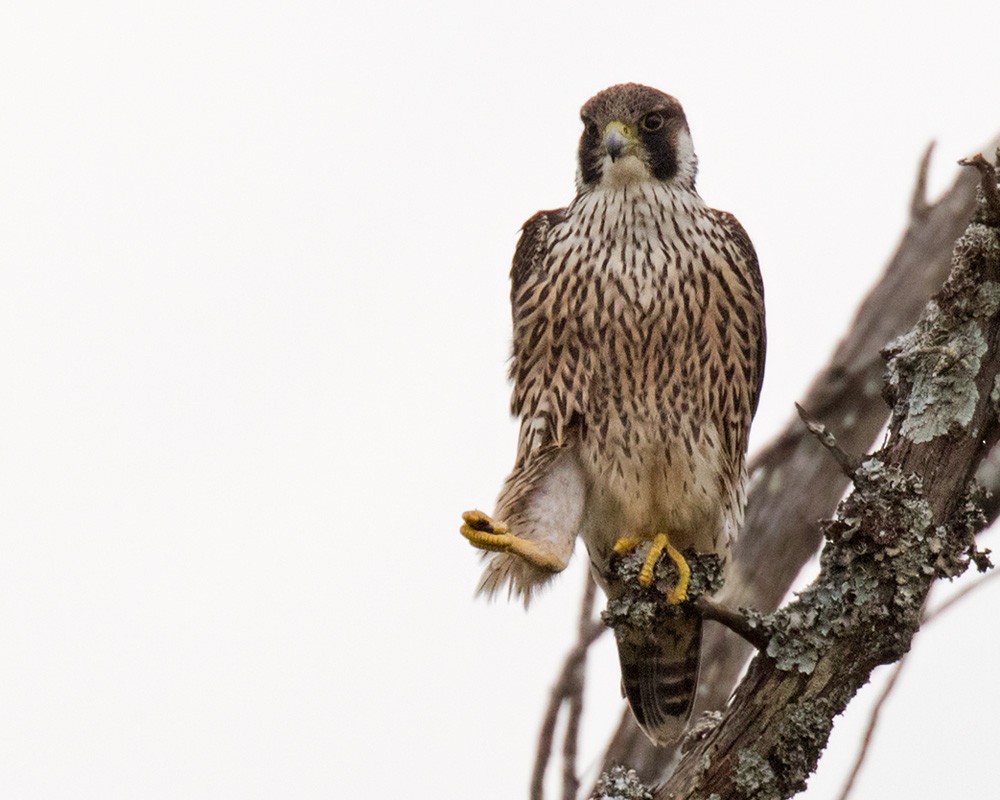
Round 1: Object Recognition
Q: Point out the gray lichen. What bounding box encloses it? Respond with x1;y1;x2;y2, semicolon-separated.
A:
727;703;835;800
764;457;989;686
884;221;1000;443
772;699;836;796
885;296;992;444
953;482;993;574
733;749;779;800
896;319;986;443
591;766;653;800
766;458;935;673
959;221;1000;266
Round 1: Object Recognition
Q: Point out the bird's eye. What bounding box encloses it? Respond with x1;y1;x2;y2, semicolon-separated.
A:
641;113;664;132
583;118;598;136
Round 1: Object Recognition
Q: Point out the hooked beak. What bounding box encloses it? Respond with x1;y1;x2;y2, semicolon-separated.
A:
604;121;637;162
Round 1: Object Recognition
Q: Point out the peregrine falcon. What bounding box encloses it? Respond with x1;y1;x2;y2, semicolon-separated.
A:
461;84;766;745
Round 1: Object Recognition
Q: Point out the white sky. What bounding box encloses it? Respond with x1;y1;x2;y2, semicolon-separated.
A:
2;2;1000;798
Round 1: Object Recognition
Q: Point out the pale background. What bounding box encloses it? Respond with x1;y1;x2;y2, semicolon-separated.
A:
2;2;999;798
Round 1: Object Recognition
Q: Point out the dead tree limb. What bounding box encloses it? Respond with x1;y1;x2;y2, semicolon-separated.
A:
794;403;860;479
693;597;768;652
532;571;605;800
596;135;1000;786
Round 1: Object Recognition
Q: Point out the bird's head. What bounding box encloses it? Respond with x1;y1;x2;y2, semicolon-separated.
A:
575;83;698;192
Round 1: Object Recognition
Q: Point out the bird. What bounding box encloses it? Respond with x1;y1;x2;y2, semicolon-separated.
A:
460;83;765;745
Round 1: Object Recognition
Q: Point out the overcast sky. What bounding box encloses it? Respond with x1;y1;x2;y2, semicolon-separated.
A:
3;2;1000;798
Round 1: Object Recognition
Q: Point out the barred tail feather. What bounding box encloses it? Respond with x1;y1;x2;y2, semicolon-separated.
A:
615;611;701;745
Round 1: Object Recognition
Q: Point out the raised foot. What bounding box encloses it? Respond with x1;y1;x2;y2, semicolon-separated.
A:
460;510;512;552
460;509;567;573
612;532;691;604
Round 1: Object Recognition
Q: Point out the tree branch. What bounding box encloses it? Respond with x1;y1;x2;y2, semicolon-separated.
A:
794;402;860;479
909;142;935;220
561;575;597;800
532;571;606;800
693;597;769;652
596;134;1000;785
647;154;1000;800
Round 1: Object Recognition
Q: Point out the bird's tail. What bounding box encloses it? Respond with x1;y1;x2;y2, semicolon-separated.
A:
614;609;701;746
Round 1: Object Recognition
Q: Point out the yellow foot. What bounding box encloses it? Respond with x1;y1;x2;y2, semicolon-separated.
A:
460;510;566;572
460;510;512;552
613;532;691;603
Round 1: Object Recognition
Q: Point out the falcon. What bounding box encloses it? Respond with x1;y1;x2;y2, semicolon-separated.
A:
461;83;765;745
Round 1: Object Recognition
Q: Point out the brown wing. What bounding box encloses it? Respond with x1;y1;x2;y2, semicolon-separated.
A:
507;208;587;465
510;209;564;294
709;208;766;419
479;208;586;604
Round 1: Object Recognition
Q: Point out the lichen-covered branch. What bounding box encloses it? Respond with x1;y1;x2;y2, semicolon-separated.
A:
834;566;1000;800
597;135;1000;784
644;157;1000;800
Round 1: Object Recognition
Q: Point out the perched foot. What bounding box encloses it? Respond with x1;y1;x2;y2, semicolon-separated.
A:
612;532;691;604
460;510;567;572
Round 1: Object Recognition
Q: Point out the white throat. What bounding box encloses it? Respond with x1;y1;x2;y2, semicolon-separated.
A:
601;155;652;189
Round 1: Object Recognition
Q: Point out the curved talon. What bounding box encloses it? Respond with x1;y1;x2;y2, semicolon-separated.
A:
663;539;690;604
613;535;645;554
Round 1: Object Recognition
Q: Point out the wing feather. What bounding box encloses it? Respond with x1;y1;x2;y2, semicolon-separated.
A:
480;208;587;605
507;208;588;463
709;209;766;418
